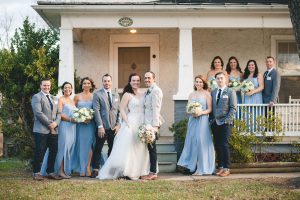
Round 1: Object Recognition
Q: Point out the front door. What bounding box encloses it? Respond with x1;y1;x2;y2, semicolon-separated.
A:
118;47;150;89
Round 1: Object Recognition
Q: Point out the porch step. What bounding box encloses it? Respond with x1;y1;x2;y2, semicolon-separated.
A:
102;142;177;172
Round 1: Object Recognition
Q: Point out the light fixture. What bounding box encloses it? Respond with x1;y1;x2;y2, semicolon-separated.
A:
130;29;137;34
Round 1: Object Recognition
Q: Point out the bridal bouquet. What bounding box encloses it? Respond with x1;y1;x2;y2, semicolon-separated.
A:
73;108;95;123
137;124;156;146
228;77;241;91
186;101;203;115
208;77;218;90
240;80;255;93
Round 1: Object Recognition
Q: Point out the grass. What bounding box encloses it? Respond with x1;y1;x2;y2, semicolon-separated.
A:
0;158;300;200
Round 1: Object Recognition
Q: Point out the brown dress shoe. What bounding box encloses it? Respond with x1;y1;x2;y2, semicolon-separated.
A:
48;173;63;180
33;173;45;181
216;169;224;176
219;170;230;177
90;170;99;178
145;174;158;180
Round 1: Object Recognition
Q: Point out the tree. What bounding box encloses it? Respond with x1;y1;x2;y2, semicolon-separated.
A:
289;0;300;58
0;18;59;158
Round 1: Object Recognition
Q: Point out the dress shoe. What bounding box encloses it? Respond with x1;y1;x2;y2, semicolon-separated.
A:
47;173;63;180
219;170;230;177
90;170;99;178
216;168;224;176
145;174;158;180
33;173;45;181
59;173;71;179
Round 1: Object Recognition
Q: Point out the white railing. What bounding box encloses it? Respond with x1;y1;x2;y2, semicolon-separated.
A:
236;104;300;136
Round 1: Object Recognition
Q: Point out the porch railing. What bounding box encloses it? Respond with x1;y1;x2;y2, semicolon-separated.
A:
236;104;300;136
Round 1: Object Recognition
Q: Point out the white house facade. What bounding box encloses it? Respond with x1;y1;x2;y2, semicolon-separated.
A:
33;0;298;137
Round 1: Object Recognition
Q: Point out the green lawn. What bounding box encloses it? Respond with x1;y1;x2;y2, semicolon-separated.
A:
0;158;300;200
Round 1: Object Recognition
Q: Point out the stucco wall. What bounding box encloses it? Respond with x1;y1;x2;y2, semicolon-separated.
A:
74;29;178;136
192;28;293;77
74;28;293;136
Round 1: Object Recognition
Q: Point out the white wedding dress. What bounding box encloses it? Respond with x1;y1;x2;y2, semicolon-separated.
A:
97;95;150;180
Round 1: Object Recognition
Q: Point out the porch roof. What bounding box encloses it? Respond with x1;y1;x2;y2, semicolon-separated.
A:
37;0;288;5
33;0;290;29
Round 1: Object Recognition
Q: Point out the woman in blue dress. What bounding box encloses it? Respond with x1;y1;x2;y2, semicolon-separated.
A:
226;56;243;104
72;77;97;177
243;60;264;104
40;82;77;178
206;56;229;91
177;75;215;175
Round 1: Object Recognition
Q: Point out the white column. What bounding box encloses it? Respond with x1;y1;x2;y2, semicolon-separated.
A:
58;27;74;92
173;28;194;100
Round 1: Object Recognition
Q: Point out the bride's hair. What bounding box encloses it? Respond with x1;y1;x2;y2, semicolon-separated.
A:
122;73;141;95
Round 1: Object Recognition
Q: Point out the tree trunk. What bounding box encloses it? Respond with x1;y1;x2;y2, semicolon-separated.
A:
288;0;300;59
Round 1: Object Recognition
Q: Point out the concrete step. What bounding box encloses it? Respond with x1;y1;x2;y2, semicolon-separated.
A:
158;162;177;173
158;152;177;162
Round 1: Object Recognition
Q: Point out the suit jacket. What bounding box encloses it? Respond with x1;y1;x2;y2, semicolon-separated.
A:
144;83;164;127
262;68;281;104
210;87;237;125
92;88;120;130
31;91;61;134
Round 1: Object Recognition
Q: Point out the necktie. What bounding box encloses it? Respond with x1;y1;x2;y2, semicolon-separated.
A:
263;71;268;79
146;89;150;95
46;95;53;110
216;89;222;105
107;91;112;109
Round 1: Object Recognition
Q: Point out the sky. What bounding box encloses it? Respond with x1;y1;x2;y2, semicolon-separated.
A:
0;0;47;47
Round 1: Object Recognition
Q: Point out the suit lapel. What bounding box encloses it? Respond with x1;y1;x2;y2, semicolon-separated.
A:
100;89;110;110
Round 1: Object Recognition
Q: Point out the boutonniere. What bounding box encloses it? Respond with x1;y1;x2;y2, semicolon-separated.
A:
51;95;58;104
112;93;118;102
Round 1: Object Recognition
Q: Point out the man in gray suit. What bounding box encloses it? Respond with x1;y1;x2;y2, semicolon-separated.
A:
210;72;237;177
262;56;281;106
143;71;163;180
31;78;61;181
91;74;120;178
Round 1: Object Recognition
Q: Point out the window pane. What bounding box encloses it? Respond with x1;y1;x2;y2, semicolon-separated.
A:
277;41;300;76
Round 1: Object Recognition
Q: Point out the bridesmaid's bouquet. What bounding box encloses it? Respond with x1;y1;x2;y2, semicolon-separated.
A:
240;80;255;93
228;77;241;91
208;77;218;90
73;108;95;123
137;124;156;146
186;101;203;115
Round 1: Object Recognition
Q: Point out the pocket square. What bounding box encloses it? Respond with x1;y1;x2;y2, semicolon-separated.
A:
222;95;228;99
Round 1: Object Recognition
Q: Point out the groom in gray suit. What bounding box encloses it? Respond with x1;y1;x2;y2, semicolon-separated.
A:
210;72;237;177
143;71;163;180
262;56;281;106
91;74;120;178
32;78;61;181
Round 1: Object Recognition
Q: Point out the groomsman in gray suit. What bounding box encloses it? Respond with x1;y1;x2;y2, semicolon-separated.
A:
210;72;237;177
143;71;163;180
262;56;281;106
91;74;120;178
31;78;61;181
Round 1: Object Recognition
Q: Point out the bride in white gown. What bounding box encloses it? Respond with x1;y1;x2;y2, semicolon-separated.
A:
97;73;150;180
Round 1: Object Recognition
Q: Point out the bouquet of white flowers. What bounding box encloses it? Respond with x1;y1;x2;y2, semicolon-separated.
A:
240;80;255;93
137;124;156;146
186;101;203;115
73;108;94;123
208;77;218;90
228;77;241;91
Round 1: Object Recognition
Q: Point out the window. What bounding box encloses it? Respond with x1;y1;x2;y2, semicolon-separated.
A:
271;35;300;76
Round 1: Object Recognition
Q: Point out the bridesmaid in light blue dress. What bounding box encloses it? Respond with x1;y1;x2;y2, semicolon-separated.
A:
40;82;77;178
177;75;215;175
206;56;229;91
72;77;97;177
226;56;243;104
243;60;264;104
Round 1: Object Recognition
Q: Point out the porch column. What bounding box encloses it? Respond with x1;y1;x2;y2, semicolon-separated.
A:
173;28;194;121
58;27;74;90
173;28;194;100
